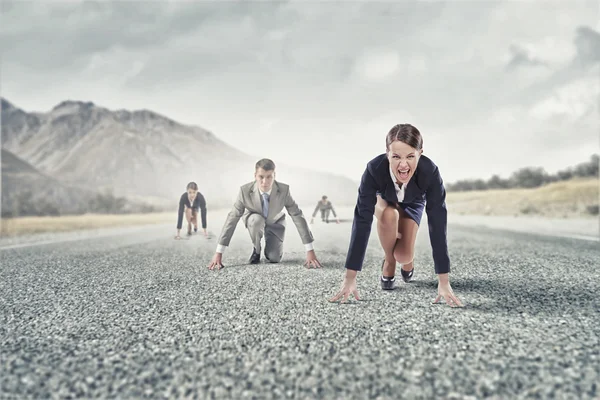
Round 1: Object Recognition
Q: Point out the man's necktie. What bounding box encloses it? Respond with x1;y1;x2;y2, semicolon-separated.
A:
262;193;269;218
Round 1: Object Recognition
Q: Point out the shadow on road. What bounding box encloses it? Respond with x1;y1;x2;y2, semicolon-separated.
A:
212;258;346;270
409;277;598;316
312;218;353;224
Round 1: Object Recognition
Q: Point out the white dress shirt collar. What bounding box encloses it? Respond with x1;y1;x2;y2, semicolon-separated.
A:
257;183;272;196
389;165;406;202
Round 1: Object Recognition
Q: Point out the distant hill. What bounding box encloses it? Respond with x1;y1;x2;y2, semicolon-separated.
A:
2;147;90;217
1;148;153;217
1;98;358;211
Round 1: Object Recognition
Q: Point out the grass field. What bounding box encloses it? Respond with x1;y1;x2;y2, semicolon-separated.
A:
2;178;598;237
0;212;174;237
446;177;599;217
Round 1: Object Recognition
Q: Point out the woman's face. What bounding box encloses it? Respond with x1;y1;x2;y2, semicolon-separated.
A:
187;189;197;197
387;140;422;184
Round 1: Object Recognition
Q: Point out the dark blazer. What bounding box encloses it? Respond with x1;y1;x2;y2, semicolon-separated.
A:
177;192;207;229
344;153;450;274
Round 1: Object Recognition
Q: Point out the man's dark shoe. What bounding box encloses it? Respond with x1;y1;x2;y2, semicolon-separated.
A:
401;268;414;283
249;248;260;264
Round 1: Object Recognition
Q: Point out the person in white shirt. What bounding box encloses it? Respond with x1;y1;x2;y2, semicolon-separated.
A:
207;158;322;270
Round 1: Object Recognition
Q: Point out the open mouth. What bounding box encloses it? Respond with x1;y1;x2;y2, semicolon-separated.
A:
397;168;410;180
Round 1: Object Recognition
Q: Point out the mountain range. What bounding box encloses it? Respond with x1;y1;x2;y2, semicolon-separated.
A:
1;98;359;216
2;148;91;217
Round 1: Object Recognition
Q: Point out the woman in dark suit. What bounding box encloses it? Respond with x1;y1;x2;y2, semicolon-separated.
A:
175;182;208;239
329;124;463;307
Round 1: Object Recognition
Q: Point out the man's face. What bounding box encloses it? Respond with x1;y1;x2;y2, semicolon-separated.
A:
255;168;275;192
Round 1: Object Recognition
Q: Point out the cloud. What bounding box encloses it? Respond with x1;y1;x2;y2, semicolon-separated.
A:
2;0;599;182
356;49;401;81
505;44;549;70
574;25;600;65
528;75;600;122
0;1;262;70
81;47;146;86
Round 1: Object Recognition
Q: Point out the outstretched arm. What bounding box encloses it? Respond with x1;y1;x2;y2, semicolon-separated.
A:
198;194;208;229
284;190;321;268
330;165;378;303
343;167;378;272
284;190;314;246
216;188;246;251
208;188;246;270
312;203;319;218
175;195;185;238
329;201;337;217
425;166;450;275
425;167;463;307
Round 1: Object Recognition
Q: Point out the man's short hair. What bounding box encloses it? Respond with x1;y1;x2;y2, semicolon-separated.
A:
255;158;276;171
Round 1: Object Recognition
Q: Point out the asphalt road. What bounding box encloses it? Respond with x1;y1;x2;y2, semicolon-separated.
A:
1;209;599;399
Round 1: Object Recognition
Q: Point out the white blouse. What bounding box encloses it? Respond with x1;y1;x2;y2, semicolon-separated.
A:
389;166;406;203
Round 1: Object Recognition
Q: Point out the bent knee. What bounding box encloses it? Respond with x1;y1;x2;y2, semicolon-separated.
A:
393;248;414;265
265;251;282;263
379;206;399;225
247;213;265;227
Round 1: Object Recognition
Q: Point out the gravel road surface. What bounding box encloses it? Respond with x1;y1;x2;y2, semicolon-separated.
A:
2;209;599;399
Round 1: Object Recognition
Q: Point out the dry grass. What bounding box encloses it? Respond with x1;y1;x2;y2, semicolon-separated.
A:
446;177;599;218
2;178;598;237
0;212;174;237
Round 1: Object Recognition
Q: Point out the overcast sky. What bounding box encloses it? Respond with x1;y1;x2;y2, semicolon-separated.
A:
2;0;599;182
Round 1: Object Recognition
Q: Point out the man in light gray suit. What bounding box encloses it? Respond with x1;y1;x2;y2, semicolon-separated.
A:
207;158;323;270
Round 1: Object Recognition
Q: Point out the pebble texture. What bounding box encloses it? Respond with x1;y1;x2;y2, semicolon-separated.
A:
1;219;599;399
